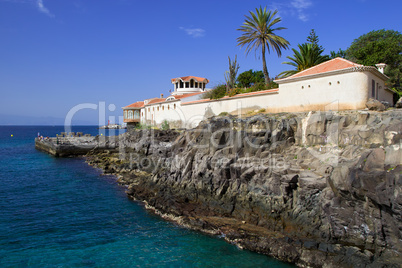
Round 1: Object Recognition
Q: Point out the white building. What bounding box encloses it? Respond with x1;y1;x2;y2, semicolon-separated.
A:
123;58;395;129
171;76;209;95
123;76;208;129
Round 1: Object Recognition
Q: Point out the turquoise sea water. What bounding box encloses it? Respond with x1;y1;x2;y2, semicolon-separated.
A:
0;126;293;267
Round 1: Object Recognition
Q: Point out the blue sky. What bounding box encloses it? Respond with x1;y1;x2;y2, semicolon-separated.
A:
1;0;401;125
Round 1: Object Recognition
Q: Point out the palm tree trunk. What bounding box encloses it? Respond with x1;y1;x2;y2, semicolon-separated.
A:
261;44;270;84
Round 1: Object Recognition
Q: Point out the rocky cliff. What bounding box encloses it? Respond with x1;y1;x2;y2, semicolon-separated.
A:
86;110;402;267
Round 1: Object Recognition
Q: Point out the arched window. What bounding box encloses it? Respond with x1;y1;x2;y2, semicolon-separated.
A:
134;110;140;119
128;111;133;119
124;110;127;119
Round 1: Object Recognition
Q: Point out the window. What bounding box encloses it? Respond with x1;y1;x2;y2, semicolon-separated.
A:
376;83;379;99
134;110;140;119
124;110;127;119
372;80;375;98
128;111;133;119
157;107;159;111
185;82;190;88
174;104;176;109
168;105;170;110
162;106;164;111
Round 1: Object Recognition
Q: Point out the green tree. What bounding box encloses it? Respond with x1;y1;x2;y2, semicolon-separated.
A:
345;29;402;91
237;7;290;84
224;55;240;92
306;29;323;50
330;48;346;59
237;69;264;88
279;43;330;78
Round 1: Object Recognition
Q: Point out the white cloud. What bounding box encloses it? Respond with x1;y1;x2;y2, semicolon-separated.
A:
179;27;206;38
36;0;54;17
0;0;55;17
291;0;312;9
270;0;313;22
291;0;312;21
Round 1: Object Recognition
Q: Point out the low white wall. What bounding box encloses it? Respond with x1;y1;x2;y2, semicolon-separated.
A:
180;91;279;128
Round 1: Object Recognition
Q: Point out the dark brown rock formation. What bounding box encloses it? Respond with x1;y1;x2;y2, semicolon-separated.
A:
86;110;402;267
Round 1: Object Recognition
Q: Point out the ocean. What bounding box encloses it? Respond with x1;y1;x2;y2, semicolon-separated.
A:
0;126;293;267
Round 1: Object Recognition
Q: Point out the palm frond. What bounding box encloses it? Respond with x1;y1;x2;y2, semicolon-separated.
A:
236;6;290;82
280;43;330;78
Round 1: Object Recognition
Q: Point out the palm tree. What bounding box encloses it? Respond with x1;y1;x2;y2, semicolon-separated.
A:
279;43;330;78
237;7;290;84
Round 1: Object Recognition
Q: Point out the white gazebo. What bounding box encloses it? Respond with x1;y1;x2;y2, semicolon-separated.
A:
171;76;209;95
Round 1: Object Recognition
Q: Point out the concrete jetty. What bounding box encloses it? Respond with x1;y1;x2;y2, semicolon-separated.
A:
35;133;119;157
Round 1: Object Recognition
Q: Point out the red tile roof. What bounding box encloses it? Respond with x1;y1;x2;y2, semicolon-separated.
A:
281;57;363;79
123;101;144;109
171;76;209;84
146;98;166;105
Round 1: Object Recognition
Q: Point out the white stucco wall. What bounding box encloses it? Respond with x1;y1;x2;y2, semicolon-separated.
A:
366;72;393;104
180;91;280;128
274;71;372;112
141;100;185;127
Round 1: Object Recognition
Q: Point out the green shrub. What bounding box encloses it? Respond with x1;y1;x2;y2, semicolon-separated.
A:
219;112;229;116
134;123;151;130
228;88;241;97
250;82;267;92
266;80;279;89
161;120;170;130
202;84;227;99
